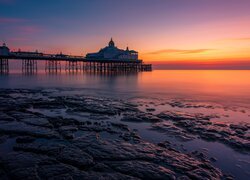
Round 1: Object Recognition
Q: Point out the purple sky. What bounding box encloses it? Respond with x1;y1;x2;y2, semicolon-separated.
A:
1;0;250;69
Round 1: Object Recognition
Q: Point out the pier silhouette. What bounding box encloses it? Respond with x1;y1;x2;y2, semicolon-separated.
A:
0;41;152;74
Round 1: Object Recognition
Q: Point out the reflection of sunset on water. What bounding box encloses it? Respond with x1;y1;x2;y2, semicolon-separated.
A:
138;70;250;99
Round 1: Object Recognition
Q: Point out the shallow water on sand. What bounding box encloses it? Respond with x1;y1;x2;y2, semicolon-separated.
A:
0;70;250;179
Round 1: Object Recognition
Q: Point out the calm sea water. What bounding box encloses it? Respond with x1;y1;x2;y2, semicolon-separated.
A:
1;70;250;106
1;70;250;179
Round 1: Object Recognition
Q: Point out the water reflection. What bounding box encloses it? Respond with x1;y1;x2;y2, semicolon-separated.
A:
0;70;250;107
136;70;250;106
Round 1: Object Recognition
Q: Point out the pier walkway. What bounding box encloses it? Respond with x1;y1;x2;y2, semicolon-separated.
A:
0;53;152;74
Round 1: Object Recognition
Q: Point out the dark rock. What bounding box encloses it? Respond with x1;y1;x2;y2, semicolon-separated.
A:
121;112;161;123
0;135;8;144
157;140;171;148
111;122;129;131
0;113;15;122
10;167;39;180
21;117;52;128
0;121;58;139
107;160;176;179
157;111;216;121
37;163;80;179
229;124;248;131
0;89;228;179
146;108;156;112
61;131;75;139
56;147;94;169
14;141;65;156
16;136;35;143
90;163;113;172
0;152;49;172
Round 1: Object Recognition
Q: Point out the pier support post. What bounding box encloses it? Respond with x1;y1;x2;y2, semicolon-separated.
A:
82;62;86;71
22;59;37;74
78;61;152;73
45;60;61;73
65;60;81;73
0;58;9;74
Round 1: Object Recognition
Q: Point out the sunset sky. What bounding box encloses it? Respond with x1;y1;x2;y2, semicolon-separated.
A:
1;0;250;69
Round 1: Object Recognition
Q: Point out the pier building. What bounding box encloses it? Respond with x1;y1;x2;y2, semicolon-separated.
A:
86;38;138;60
0;43;10;56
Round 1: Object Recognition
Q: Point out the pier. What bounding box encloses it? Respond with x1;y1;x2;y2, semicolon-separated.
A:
0;55;152;74
0;40;152;74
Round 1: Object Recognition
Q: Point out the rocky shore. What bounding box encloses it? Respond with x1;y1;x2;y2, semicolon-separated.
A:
0;89;249;179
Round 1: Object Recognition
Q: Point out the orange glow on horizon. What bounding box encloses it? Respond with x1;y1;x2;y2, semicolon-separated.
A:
8;15;250;67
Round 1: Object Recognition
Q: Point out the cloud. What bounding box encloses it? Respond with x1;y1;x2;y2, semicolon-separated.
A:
147;49;214;55
222;37;250;41
150;60;250;70
18;26;43;34
8;37;29;42
0;18;43;34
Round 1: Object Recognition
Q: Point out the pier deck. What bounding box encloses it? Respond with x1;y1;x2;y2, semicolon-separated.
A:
0;53;152;73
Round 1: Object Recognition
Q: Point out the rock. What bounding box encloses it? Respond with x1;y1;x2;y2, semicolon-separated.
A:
48;117;76;128
0;152;49;172
61;131;75;139
107;160;176;179
7;111;37;121
81;172;139;180
146;108;156;112
20;117;52;128
0;89;228;179
90;163;113;172
0;113;15;122
229;124;248;131
56;147;94;169
151;122;195;141
0;121;58;139
214;123;227;127
10;167;39;180
0;168;8;180
37;163;81;179
59;125;78;139
0;135;8;144
121;112;161;123
157;111;216;121
14;141;66;156
16;136;35;143
111;122;129;131
73;104;118;115
32;99;65;109
120;132;141;142
200;132;222;141
157;140;171;148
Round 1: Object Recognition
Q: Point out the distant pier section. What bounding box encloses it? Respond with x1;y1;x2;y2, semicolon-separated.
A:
0;39;152;74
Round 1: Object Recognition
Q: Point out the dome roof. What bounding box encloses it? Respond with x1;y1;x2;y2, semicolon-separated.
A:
108;38;115;47
0;43;9;50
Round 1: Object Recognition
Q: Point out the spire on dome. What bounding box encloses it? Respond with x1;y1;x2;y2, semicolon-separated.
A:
109;38;115;47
